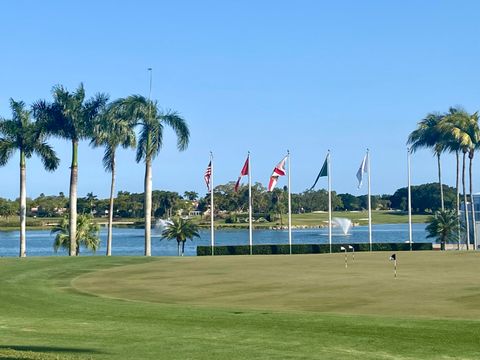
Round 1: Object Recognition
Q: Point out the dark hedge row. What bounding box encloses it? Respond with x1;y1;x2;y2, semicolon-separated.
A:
197;242;432;256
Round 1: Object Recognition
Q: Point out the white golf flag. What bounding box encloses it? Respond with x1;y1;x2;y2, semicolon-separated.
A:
348;245;354;250
340;246;346;251
356;153;369;189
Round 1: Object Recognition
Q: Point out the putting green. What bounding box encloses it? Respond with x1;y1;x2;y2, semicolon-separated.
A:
73;251;480;319
1;253;479;359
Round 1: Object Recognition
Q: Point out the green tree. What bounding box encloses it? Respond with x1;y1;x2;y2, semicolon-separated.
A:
91;100;136;256
51;214;100;255
121;95;190;256
0;99;59;257
440;109;479;249
0;198;16;218
426;209;461;250
338;193;361;211
408;112;447;210
184;191;199;201
34;84;108;256
390;183;456;213
161;217;200;256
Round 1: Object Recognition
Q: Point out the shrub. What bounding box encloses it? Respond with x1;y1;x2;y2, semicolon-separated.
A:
197;242;432;256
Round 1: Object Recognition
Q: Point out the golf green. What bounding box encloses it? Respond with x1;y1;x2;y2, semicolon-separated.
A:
1;252;479;359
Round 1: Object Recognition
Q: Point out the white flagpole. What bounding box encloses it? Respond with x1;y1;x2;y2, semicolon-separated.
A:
367;149;372;251
288;150;292;255
210;152;215;256
248;152;253;255
407;147;413;250
328;150;332;253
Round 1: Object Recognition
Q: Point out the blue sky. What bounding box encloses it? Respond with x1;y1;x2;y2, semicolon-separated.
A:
1;0;480;199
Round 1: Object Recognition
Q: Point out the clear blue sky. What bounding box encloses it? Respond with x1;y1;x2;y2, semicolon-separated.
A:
1;0;480;200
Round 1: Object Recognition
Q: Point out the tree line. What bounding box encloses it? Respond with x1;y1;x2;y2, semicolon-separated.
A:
0;182;456;220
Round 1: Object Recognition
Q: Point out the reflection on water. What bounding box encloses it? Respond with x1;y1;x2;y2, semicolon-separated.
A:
0;223;428;257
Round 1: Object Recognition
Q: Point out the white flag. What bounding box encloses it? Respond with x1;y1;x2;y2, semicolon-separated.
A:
356;153;368;189
340;246;346;251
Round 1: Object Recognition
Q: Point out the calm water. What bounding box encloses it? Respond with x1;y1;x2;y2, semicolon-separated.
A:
0;223;428;257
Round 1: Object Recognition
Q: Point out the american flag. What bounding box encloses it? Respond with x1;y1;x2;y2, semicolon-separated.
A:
204;161;212;192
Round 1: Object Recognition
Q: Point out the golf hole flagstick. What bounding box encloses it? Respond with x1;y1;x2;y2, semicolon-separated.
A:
390;253;397;278
348;245;354;261
340;246;347;268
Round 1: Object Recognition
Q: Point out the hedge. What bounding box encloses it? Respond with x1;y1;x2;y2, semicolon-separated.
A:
197;242;432;256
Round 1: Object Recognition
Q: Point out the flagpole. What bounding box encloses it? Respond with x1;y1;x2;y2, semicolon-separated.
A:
367;149;372;251
248;152;253;255
210;152;214;256
288;150;292;255
407;147;413;250
328;150;332;254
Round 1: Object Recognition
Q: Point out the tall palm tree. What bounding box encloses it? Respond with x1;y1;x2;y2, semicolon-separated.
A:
407;113;446;210
120;95;189;256
52;214;100;255
33;84;108;256
442;107;464;248
0;99;59;257
91;100;136;256
426;209;461;251
161;217;200;256
441;109;480;249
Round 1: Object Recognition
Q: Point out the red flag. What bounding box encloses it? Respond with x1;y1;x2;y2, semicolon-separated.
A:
234;156;249;192
268;156;287;191
204;161;212;192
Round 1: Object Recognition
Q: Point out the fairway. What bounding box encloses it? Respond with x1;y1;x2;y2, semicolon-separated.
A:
0;253;479;359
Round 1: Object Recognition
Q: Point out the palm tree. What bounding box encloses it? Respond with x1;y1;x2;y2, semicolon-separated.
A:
161;217;200;256
120;95;190;256
184;191;199;201
426;209;461;250
441;108;462;248
407;113;446;210
440;109;479;249
91;100;136;256
33;84;108;256
52;214;100;255
0;99;59;257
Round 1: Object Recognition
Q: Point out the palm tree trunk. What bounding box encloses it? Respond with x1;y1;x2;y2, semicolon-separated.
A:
106;152;115;256
181;241;185;256
469;151;477;250
456;150;461;250
462;151;470;250
69;140;78;256
19;151;26;258
144;157;152;256
437;153;444;211
177;241;181;256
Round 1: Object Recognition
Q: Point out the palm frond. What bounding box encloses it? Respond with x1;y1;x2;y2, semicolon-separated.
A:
34;141;60;172
161;111;190;151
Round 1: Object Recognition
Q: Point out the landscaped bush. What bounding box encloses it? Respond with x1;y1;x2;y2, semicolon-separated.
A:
197;242;432;256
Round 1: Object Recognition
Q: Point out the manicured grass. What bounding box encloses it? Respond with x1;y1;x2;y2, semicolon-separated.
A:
200;211;429;228
286;211;430;226
1;253;479;359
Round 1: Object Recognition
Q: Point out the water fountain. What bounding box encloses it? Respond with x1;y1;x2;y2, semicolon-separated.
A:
153;218;173;235
332;217;353;235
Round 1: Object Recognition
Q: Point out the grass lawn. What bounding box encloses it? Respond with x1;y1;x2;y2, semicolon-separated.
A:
287;211;429;226
0;253;479;359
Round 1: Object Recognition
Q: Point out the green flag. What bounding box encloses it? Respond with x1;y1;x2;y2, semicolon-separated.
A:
309;155;328;190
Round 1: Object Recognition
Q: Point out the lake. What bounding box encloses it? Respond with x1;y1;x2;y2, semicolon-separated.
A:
0;223;429;257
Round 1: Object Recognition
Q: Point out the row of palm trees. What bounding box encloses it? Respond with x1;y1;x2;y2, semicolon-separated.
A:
407;107;480;249
0;83;190;257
